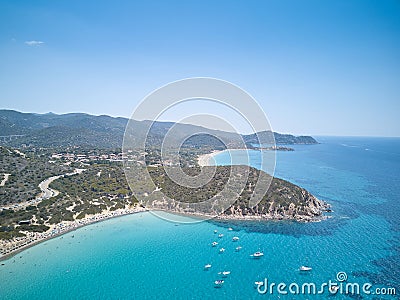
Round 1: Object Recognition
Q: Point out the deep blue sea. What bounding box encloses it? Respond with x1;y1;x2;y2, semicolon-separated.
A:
0;137;399;299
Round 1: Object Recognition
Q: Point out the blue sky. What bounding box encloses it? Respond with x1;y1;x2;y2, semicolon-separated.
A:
0;0;399;136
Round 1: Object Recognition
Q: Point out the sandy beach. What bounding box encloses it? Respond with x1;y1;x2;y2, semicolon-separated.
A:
197;150;224;167
0;205;146;261
0;168;136;261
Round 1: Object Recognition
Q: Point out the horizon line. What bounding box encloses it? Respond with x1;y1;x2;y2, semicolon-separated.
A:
1;108;399;138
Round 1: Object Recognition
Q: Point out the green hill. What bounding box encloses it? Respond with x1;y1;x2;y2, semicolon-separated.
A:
0;110;318;149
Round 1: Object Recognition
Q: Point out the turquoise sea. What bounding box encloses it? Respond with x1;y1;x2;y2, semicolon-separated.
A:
0;137;399;299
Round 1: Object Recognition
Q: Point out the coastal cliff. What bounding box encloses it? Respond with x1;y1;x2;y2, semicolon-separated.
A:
147;166;329;222
223;175;328;222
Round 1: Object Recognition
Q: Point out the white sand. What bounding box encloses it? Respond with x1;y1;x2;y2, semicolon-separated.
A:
0;205;146;259
197;150;224;167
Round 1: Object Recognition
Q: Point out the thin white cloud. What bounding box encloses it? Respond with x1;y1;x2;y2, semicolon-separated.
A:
25;40;45;46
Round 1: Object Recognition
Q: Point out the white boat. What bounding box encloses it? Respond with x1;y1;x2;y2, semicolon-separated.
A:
255;281;264;286
214;230;218;234
214;280;224;287
218;234;224;238
299;266;312;271
212;241;218;247
232;236;239;241
329;285;339;293
219;248;225;253
218;271;231;277
204;264;212;270
250;251;264;258
228;227;233;231
235;246;242;251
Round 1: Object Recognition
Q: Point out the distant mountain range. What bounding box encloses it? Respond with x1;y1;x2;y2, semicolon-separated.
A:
0;110;318;148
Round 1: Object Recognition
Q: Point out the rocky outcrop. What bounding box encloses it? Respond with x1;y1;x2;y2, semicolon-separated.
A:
147;166;330;222
222;179;329;222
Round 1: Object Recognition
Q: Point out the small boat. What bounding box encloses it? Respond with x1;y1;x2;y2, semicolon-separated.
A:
218;234;224;238
232;236;239;241
212;241;218;247
255;281;264;286
228;227;233;231
219;248;225;253
329;285;339;293
204;264;212;270
214;280;224;287
235;246;242;251
250;251;264;258
214;230;218;234
218;271;231;277
299;266;312;272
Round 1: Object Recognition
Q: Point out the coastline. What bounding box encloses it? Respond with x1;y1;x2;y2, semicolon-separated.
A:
197;150;223;167
197;149;247;167
0;201;329;261
195;149;330;223
1;149;328;261
151;207;330;223
0;205;147;261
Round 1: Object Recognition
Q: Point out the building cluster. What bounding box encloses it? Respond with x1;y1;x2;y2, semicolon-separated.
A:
49;151;182;167
50;152;134;163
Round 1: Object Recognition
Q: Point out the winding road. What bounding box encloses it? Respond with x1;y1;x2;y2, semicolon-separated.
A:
36;168;85;201
0;174;11;187
0;169;85;211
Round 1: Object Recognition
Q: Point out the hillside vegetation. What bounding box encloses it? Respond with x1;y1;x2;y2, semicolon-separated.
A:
0;110;318;149
0;146;72;205
0;161;136;240
147;165;328;221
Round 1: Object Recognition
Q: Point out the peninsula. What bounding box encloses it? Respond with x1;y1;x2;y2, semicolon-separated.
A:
146;165;329;222
0;110;328;260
